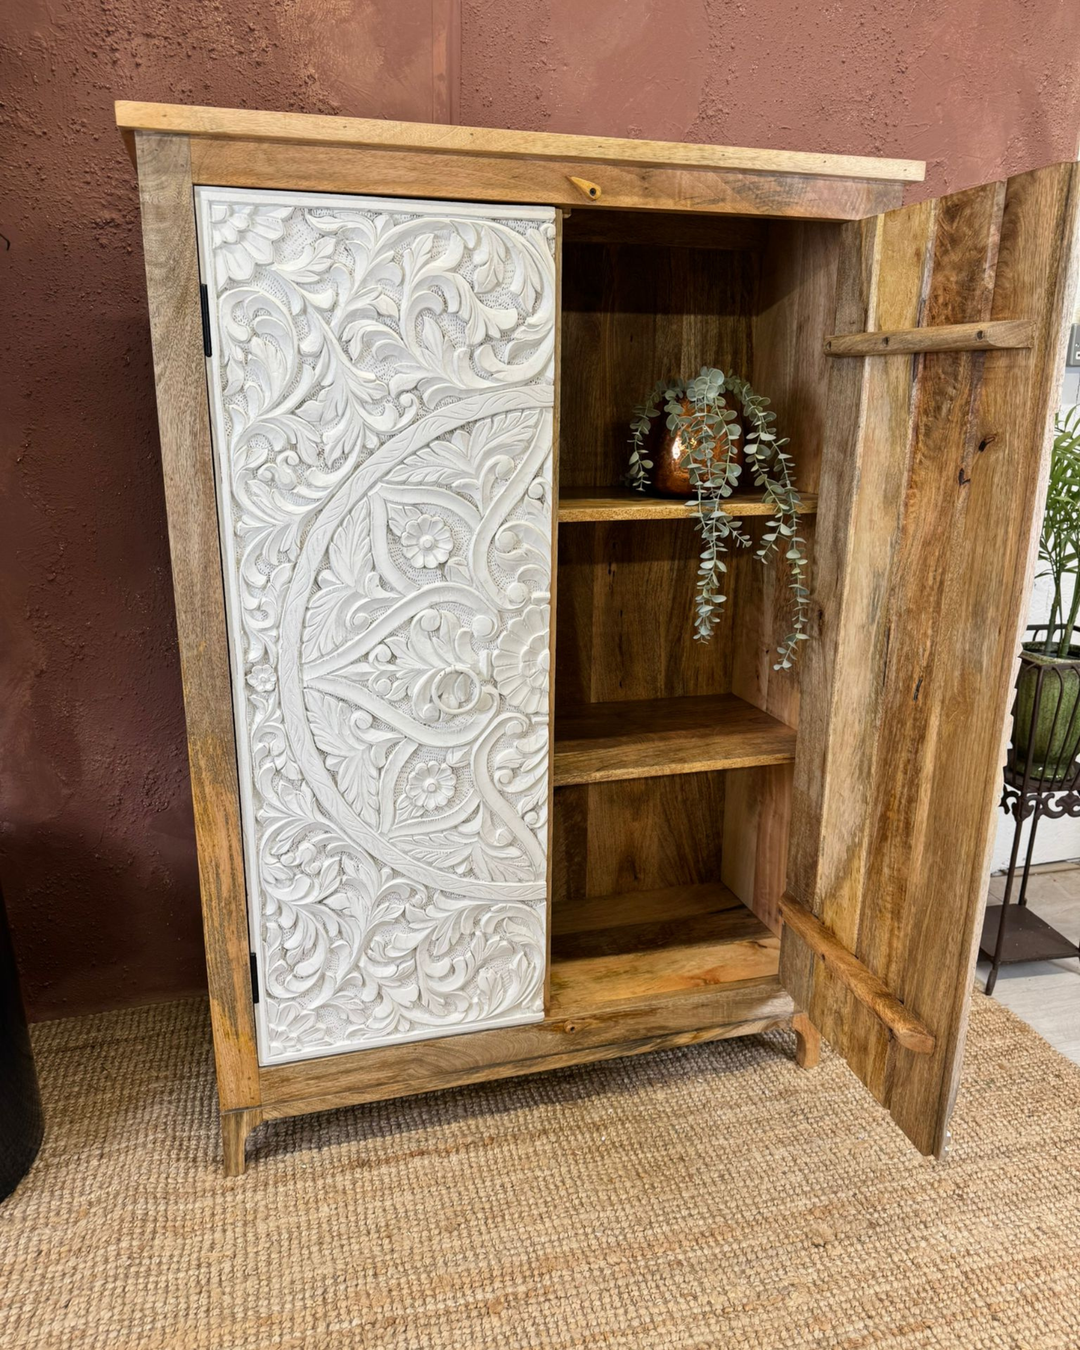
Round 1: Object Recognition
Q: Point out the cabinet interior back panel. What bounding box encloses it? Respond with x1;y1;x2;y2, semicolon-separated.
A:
195;187;557;1065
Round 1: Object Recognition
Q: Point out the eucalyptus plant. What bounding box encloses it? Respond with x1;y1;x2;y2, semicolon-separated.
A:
627;367;809;669
1038;406;1080;657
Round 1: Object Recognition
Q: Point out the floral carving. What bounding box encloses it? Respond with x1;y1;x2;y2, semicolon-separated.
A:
197;187;556;1064
406;761;457;812
397;511;453;569
493;604;551;715
207;202;291;288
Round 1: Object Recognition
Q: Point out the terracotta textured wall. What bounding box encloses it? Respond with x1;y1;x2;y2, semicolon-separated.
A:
460;0;1080;201
1;0;1078;1020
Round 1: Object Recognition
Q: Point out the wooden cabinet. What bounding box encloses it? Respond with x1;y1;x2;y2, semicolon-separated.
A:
117;102;1080;1175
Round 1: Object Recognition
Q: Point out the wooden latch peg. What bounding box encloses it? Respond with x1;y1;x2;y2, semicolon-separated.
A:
569;176;602;201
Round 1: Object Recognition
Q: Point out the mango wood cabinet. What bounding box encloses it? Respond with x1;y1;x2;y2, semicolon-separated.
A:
116;101;1080;1175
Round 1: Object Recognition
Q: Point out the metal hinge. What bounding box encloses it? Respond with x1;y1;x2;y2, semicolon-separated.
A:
199;283;212;358
249;952;260;1005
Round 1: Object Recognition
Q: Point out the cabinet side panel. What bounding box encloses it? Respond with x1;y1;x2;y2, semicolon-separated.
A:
196;187;558;1065
133;133;260;1110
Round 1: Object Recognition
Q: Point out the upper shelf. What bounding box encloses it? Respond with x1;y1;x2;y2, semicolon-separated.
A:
558;486;819;524
553;693;797;787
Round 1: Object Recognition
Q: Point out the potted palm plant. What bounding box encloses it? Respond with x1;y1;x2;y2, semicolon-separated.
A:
1012;407;1080;777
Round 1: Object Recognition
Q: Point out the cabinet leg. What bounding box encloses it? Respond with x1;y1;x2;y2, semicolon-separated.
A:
793;1012;821;1069
221;1106;262;1177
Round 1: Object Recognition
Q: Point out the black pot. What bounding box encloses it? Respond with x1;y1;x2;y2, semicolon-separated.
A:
0;887;43;1201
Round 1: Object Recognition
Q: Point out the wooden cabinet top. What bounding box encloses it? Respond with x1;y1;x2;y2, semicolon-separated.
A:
115;100;925;186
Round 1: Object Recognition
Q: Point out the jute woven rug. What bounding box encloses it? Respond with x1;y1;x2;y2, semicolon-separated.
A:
2;993;1079;1349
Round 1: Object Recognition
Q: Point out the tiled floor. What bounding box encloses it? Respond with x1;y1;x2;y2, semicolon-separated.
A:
976;860;1080;1063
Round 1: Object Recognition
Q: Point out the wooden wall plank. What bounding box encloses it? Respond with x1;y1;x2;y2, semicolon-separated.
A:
558;241;755;491
552;773;727;905
853;180;1006;1078
563;210;767;251
723;221;841;933
134;132;260;1113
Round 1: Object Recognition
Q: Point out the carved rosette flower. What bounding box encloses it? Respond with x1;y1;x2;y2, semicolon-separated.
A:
405;760;457;812
209;203;291;287
493;604;550;715
398;513;453;569
247;663;276;693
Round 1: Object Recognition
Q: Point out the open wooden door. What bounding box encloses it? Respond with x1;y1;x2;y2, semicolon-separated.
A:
780;162;1080;1157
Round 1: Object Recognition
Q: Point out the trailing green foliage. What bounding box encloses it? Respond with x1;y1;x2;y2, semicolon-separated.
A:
1038;406;1080;657
627;367;809;669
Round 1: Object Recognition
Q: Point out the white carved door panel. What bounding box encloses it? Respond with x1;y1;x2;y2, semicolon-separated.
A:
194;187;557;1065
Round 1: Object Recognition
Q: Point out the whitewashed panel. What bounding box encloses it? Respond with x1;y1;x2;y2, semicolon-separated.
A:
195;188;556;1064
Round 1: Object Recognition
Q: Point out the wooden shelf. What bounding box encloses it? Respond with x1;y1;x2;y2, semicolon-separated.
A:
549;882;780;1011
558;486;819;524
553;693;797;787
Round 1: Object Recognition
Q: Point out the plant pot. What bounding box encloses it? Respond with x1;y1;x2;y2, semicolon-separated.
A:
648;401;744;498
0;887;43;1202
1009;646;1080;783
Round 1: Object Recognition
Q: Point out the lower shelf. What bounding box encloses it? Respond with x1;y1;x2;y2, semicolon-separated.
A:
550;882;780;1012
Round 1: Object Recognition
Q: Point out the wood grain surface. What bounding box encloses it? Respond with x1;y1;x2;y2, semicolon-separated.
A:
185;138;904;222
720;220;839;935
557;487;819;523
781;164;1080;1156
133;132;261;1118
117;100;925;181
780;896;935;1053
554;694;797;786
824;318;1034;355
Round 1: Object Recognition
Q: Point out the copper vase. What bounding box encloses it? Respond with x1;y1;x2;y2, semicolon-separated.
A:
649;400;743;498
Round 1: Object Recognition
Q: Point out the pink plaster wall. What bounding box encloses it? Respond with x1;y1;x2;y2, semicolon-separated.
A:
1;0;1078;1020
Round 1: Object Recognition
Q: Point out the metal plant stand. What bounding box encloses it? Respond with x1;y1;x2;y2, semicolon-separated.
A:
983;640;1080;996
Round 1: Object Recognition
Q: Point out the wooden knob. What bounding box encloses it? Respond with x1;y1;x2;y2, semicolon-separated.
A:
569;176;602;201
